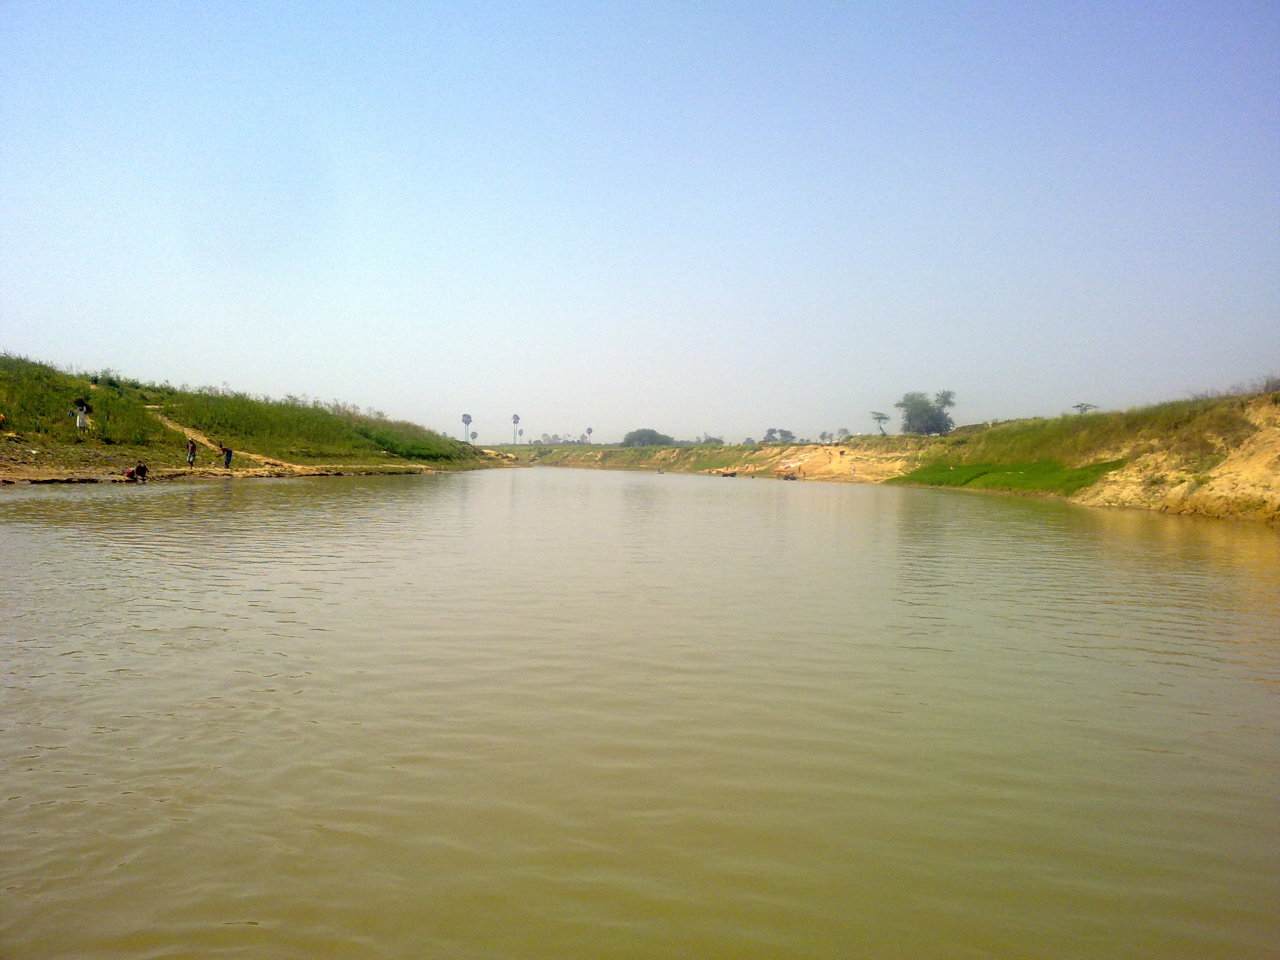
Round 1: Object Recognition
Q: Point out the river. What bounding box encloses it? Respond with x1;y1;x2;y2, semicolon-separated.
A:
2;468;1277;959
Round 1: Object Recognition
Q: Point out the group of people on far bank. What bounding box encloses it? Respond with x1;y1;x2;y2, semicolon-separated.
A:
184;437;234;470
123;437;233;481
51;398;236;480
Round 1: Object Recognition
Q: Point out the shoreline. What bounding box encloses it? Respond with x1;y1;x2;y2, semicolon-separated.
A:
0;461;448;486
5;412;1276;523
0;445;520;486
5;453;1277;524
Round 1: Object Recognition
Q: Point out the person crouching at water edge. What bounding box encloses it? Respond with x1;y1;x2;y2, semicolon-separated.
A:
123;462;148;482
219;444;233;469
186;437;197;467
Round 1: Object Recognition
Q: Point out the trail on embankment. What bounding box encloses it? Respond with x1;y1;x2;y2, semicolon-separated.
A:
148;409;300;472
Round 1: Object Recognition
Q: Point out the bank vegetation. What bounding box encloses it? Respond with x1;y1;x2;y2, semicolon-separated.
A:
0;354;481;481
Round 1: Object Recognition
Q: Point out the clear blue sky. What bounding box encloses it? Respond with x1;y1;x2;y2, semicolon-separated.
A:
3;1;1277;443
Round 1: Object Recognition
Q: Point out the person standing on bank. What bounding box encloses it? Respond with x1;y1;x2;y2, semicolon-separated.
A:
220;444;233;469
69;399;91;432
186;437;197;467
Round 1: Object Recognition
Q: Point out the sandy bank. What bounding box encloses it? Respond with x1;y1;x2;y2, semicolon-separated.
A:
1070;395;1280;523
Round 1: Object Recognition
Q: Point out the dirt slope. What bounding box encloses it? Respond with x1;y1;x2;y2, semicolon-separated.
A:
1071;395;1280;522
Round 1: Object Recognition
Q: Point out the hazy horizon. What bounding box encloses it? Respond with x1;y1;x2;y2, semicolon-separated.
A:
3;2;1277;444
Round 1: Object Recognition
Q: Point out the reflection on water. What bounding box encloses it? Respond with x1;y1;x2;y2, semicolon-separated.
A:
2;470;1278;959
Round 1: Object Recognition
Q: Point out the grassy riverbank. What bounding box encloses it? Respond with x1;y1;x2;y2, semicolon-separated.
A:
0;354;484;481
888;389;1280;521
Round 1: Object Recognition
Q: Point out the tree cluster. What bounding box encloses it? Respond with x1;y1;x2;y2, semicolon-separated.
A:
893;391;956;436
621;428;675;447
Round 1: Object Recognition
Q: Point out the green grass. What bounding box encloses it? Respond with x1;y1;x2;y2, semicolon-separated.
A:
160;391;475;463
160;391;382;462
0;354;177;446
342;412;474;463
889;459;1127;496
893;391;1270;496
1;353;478;466
938;397;1258;468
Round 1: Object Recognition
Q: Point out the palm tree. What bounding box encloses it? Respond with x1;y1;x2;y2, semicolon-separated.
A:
586;426;592;444
512;413;520;444
870;412;890;435
461;413;472;442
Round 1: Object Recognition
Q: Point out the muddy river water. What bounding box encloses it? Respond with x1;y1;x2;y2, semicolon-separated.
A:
2;468;1277;958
